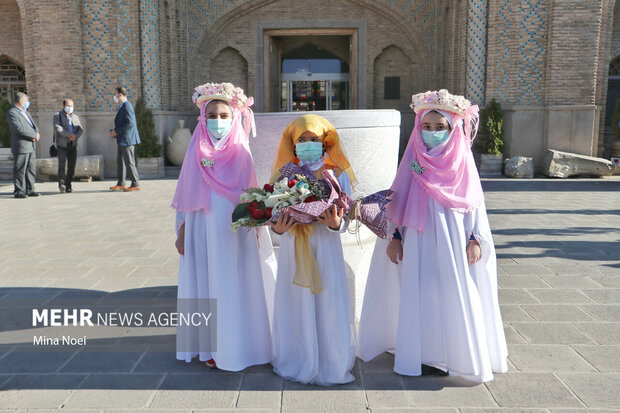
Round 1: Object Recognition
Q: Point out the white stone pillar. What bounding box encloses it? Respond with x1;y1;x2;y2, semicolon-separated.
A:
251;110;401;321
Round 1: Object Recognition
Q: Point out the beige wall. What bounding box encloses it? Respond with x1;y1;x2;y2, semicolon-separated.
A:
210;47;249;93
373;45;414;111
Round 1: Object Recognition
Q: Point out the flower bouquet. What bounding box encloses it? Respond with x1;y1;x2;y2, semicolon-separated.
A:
231;162;392;238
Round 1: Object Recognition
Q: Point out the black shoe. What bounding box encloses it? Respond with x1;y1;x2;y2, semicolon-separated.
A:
14;193;28;199
421;364;448;376
27;191;40;197
66;187;73;193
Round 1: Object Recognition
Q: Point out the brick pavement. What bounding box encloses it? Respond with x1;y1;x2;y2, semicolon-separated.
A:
0;178;619;412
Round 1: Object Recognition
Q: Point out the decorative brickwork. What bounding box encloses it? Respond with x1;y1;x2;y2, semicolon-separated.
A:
2;0;619;161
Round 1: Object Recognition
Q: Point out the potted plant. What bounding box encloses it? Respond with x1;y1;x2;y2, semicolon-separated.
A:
134;97;164;178
474;98;505;176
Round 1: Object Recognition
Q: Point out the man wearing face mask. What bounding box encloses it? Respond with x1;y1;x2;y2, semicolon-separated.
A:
53;98;83;193
108;86;141;191
7;92;40;198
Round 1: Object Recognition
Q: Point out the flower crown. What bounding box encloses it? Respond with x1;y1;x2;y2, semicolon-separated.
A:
192;82;251;111
410;89;472;115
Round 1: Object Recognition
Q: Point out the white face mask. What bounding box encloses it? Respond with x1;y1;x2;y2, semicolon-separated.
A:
113;95;119;104
207;118;233;140
64;106;73;114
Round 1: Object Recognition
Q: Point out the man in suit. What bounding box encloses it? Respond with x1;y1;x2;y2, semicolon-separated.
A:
53;98;83;193
7;92;40;198
109;86;141;192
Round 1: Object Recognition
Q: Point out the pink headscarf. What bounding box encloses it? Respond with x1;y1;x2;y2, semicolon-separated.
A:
386;105;484;231
171;99;257;212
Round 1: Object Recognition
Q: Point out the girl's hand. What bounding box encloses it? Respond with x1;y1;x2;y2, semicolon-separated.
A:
175;223;185;255
318;205;344;230
467;240;482;264
387;238;403;264
269;212;297;235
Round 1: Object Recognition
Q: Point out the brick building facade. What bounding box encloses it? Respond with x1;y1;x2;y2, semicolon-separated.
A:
1;0;619;173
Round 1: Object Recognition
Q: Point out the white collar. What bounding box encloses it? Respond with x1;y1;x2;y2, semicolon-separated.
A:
298;153;327;171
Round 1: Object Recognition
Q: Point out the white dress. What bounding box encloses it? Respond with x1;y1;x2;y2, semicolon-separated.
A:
175;190;277;372
357;197;508;383
271;158;355;385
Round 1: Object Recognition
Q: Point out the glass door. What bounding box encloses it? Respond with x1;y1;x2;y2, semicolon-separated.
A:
281;78;349;111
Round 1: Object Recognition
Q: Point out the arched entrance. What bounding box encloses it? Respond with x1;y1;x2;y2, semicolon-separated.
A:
279;40;350;111
0;56;26;103
259;25;363;112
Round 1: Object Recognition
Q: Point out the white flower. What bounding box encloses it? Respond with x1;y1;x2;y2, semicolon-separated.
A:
240;192;255;202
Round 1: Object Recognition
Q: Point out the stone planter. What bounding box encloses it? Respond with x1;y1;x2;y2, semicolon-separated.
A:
476;153;503;176
36;154;105;181
166;119;192;166
0;148;13;181
137;156;165;179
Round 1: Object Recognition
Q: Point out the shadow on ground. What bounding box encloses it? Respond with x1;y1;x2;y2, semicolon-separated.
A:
0;287;479;391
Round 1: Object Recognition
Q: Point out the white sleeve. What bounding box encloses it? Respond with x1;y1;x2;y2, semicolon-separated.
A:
337;171;352;197
175;211;185;237
463;203;491;245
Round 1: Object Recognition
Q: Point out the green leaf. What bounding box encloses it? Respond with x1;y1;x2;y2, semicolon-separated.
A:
231;202;252;222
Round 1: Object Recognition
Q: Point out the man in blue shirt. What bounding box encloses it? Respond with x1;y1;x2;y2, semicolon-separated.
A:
109;86;141;192
7;92;40;198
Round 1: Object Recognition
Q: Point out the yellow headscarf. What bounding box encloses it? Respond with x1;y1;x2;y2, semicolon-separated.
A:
270;114;357;185
270;114;355;294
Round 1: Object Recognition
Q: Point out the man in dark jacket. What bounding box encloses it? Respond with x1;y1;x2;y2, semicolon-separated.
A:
109;86;141;191
7;92;40;198
53;98;83;193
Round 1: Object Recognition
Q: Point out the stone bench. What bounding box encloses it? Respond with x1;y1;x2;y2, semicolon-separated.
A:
36;154;105;181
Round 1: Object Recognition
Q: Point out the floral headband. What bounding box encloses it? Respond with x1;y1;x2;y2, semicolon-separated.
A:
410;89;472;115
192;82;252;112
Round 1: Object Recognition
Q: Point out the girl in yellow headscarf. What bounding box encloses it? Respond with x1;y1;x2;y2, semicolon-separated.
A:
269;114;356;385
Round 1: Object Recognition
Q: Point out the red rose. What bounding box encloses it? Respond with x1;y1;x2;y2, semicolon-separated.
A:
263;184;274;193
265;207;273;219
248;201;261;211
287;179;297;188
251;208;266;219
304;195;318;203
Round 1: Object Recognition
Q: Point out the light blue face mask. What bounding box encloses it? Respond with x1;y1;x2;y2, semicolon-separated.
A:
207;118;233;140
295;141;324;162
421;130;450;148
22;101;30;110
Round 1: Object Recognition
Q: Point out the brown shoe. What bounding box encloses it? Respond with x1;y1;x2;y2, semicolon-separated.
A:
124;186;140;192
110;185;126;191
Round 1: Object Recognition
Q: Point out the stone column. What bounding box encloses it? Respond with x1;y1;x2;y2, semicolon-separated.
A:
545;0;605;157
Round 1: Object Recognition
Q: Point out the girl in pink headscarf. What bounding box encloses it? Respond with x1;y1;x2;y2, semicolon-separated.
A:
358;90;508;383
171;83;276;371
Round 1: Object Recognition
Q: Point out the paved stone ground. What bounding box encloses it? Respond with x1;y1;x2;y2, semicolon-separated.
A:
0;177;619;412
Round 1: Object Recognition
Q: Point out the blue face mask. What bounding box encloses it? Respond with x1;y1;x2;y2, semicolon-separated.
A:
207;118;233;140
296;141;324;162
22;101;30;110
421;130;450;148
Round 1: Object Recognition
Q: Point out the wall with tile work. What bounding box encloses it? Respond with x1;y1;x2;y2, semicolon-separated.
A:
3;0;619;175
